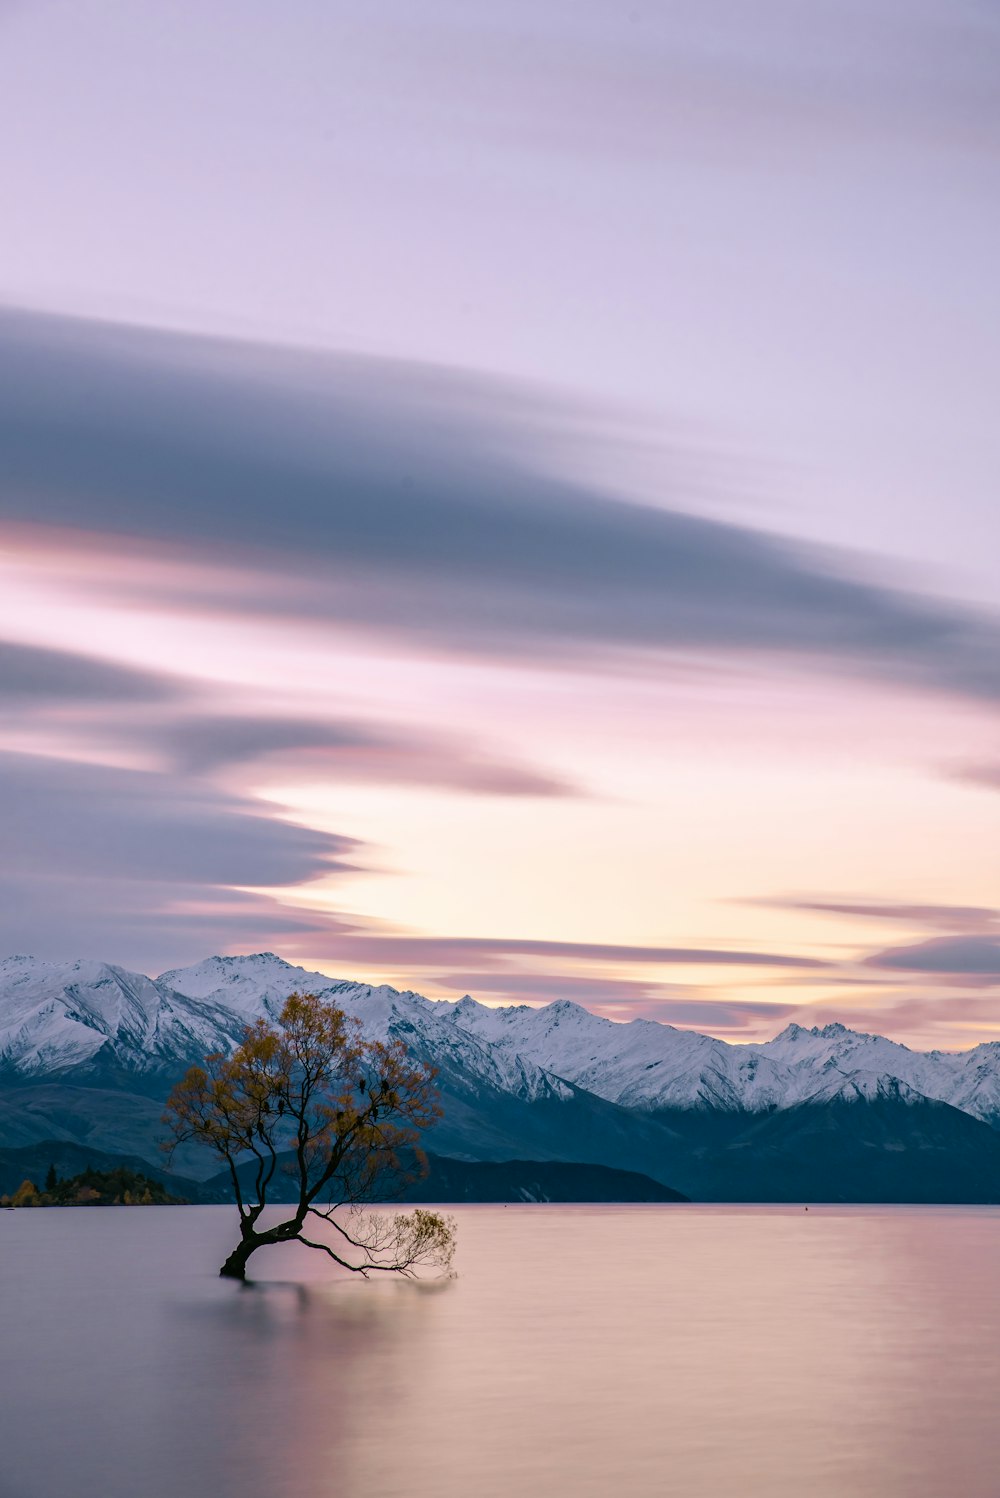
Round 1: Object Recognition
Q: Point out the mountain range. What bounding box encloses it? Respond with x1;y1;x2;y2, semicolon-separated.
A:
2;951;1000;1202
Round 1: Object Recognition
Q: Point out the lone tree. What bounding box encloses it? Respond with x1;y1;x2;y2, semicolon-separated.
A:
163;992;456;1280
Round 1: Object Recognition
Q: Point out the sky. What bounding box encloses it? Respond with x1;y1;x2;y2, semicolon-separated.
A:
1;0;999;1048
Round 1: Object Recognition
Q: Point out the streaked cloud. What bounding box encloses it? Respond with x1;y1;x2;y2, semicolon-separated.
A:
0;750;358;887
303;932;829;971
0;746;367;970
129;711;578;797
753;896;1000;932
0;642;578;799
0;875;345;976
0;640;185;705
946;761;1000;793
6;308;1000;704
867;935;1000;979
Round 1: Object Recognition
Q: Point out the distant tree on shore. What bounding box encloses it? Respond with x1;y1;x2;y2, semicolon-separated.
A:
10;1179;41;1207
163;992;456;1281
0;1167;185;1207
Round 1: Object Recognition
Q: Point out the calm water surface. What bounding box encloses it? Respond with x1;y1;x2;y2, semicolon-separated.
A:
1;1204;998;1498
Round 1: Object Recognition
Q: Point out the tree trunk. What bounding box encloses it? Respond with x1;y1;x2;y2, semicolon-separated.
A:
219;1214;305;1278
219;1234;260;1280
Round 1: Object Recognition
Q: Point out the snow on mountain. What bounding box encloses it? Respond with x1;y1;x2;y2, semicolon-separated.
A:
940;1043;1000;1125
437;997;791;1112
0;955;247;1076
434;1000;1000;1126
158;953;570;1104
789;1070;930;1109
2;953;999;1129
756;1021;1000;1125
157;953;350;1019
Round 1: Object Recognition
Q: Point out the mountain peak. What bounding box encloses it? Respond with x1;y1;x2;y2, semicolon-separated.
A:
542;999;592;1020
191;952;291;969
773;1022;808;1042
773;1020;856;1044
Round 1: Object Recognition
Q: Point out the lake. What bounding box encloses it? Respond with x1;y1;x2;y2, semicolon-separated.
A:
1;1204;998;1497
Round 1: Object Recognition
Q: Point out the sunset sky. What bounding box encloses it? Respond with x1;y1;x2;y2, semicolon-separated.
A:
2;0;999;1047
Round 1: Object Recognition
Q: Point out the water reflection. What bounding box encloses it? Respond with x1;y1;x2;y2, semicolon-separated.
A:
1;1205;998;1498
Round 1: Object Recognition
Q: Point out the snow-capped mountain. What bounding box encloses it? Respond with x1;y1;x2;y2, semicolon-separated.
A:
0;953;570;1108
162;955;575;1105
437;997;791;1112
0;955;249;1077
757;1021;1000;1128
2;951;999;1130
435;995;1000;1128
157;953;355;1021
